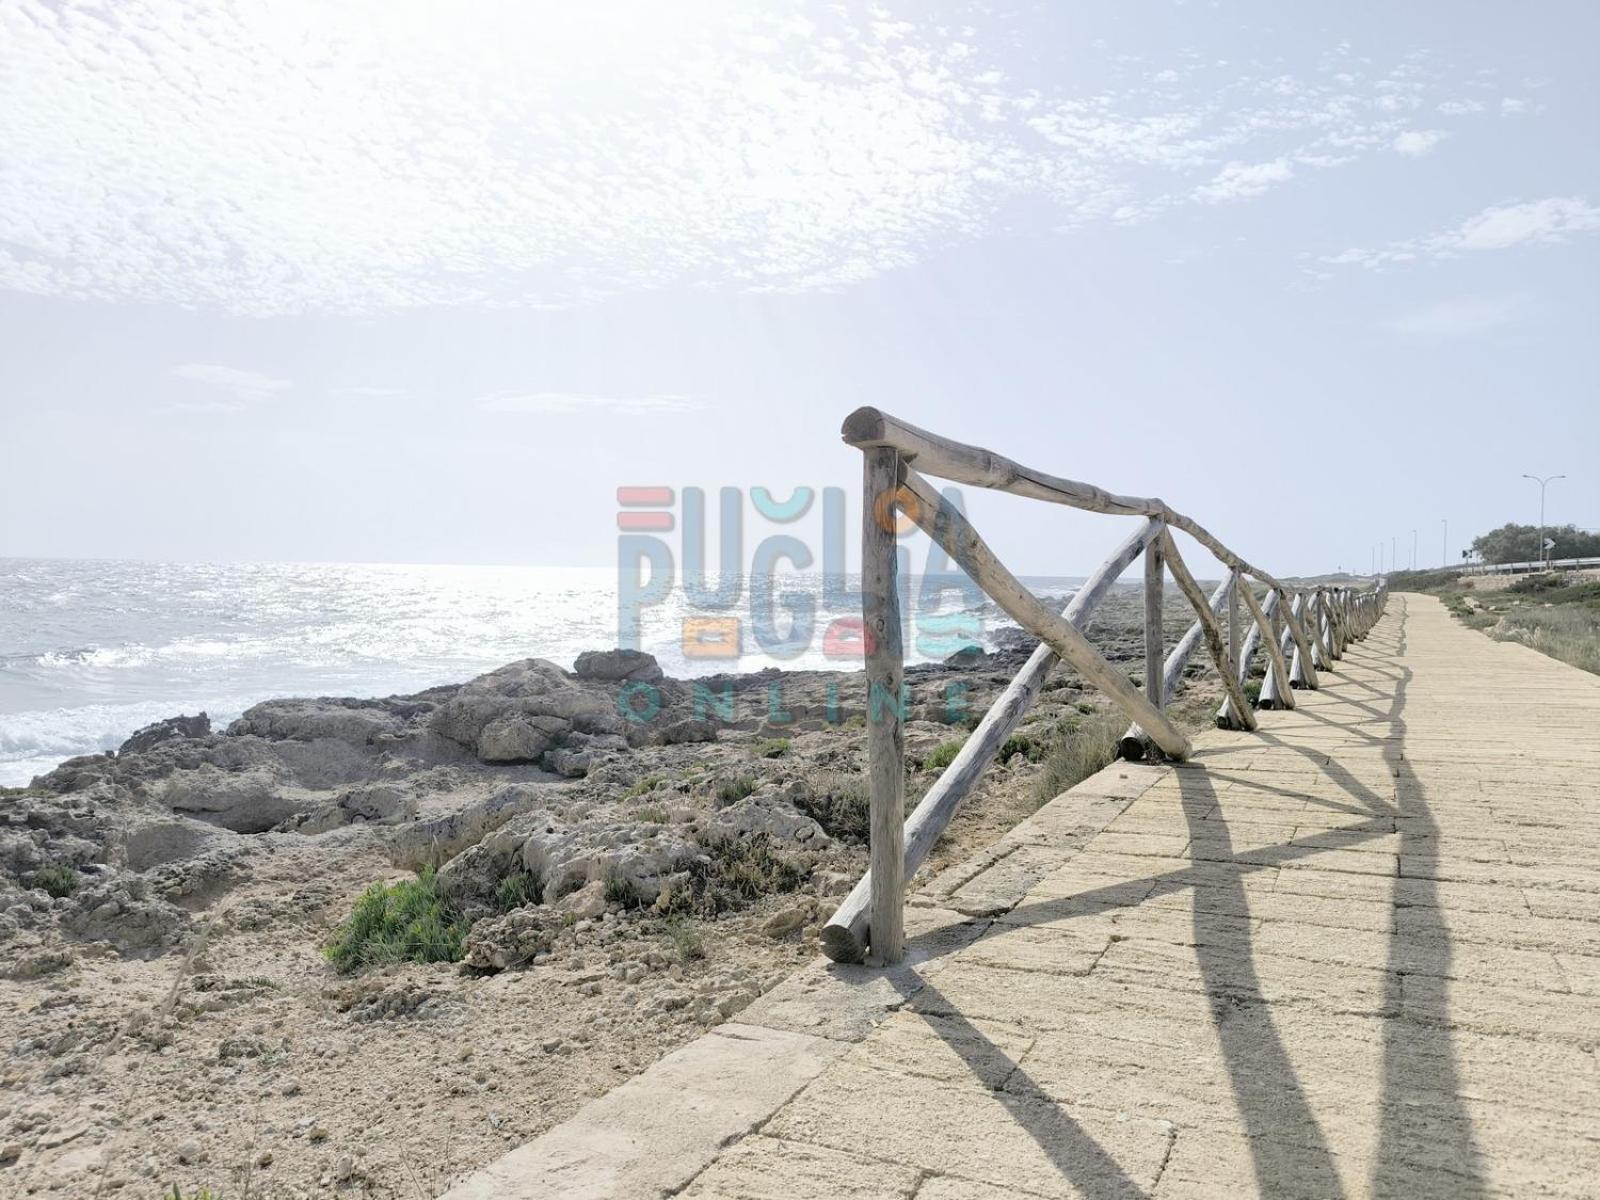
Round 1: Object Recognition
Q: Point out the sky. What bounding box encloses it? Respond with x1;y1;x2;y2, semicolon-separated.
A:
1;0;1596;579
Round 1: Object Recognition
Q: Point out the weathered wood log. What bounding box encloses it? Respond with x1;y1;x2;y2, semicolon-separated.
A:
1238;578;1293;710
841;408;1292;593
1216;581;1265;724
896;468;1192;757
862;447;906;965
1216;575;1251;727
1119;574;1229;758
1144;533;1165;715
1256;590;1293;710
1288;593;1315;686
820;515;1164;964
1160;531;1257;732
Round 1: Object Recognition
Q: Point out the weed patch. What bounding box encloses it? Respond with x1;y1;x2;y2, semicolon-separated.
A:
324;868;466;972
28;864;78;898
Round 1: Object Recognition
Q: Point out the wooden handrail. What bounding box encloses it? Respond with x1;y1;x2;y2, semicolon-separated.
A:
824;408;1388;964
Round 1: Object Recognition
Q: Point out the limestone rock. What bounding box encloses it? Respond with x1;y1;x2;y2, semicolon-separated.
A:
552;879;609;919
573;649;664;684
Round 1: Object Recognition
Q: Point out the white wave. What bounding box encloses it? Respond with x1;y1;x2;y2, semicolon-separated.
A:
0;699;246;787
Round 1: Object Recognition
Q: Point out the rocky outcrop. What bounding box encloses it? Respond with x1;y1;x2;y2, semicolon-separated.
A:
425;657;646;775
119;713;211;756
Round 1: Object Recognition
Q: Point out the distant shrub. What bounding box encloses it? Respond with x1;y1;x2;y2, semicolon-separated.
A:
998;733;1047;763
632;804;670;825
623;774;666;799
714;775;757;806
667;833;807;917
494;869;544;913
794;772;872;842
1033;710;1126;803
604;870;649;911
924;739;965;772
28;865;78;898
754;737;791;759
324;868;465;972
668;918;705;963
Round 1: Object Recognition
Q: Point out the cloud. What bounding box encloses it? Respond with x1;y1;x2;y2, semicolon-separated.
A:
1436;99;1484;116
168;363;290;411
1194;157;1295;202
1500;97;1530;115
0;2;1506;314
1392;129;1446;156
1387;295;1528;339
479;392;704;416
1325;197;1600;268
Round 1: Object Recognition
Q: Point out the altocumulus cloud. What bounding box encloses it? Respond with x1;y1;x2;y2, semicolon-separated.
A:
0;2;1502;315
1326;196;1600;268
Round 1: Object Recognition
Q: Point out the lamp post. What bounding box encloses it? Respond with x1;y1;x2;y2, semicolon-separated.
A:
1522;474;1566;569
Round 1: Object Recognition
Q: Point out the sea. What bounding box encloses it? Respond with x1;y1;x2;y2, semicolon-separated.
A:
0;558;1085;786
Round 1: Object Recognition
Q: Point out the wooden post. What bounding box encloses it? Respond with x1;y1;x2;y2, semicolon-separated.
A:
1144;532;1165;715
1288;592;1316;687
822;517;1163;963
1238;578;1293;711
1120;574;1229;759
862;447;905;966
1257;590;1291;710
897;468;1192;758
1159;532;1257;732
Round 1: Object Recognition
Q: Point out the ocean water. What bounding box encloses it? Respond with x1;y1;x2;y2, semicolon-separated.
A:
0;558;1083;786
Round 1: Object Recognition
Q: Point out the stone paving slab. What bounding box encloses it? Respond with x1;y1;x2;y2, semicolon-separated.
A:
450;595;1600;1198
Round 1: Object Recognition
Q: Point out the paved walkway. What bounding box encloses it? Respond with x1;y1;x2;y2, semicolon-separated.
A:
447;595;1600;1199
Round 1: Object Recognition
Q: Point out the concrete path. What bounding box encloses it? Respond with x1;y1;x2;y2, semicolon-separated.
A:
447;595;1600;1199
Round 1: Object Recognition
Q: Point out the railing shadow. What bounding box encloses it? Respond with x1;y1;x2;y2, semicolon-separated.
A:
864;597;1487;1197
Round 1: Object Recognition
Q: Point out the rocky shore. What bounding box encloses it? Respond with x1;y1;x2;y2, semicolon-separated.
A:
0;588;1222;1198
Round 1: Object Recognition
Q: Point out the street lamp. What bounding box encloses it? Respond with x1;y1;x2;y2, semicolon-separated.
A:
1522;474;1566;569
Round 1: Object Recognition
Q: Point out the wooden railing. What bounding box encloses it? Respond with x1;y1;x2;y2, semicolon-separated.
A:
821;408;1388;965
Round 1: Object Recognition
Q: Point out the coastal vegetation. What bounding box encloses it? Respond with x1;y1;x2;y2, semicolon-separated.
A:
324;868;467;971
1389;567;1600;675
1470;522;1600;564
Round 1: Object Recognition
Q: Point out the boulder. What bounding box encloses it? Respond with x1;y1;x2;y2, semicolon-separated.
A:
655;719;718;746
476;715;567;764
119;713;211;756
712;793;827;845
228;697;407;747
552;878;608;919
572;649;664;683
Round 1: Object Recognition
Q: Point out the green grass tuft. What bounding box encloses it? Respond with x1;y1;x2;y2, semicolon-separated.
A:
1033;709;1127;804
604;870;649;910
794;771;872;842
668;918;705;963
714;775;757;806
923;738;966;772
28;864;78;898
324;868;466;973
665;833;807;917
754;737;791;758
494;869;544;913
